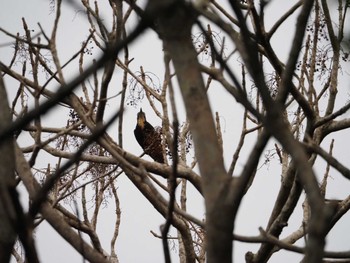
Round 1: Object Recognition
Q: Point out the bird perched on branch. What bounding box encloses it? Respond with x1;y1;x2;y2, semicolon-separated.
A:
134;109;164;163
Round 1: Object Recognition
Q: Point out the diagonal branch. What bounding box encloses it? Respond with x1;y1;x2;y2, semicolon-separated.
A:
15;144;110;263
0;18;148;144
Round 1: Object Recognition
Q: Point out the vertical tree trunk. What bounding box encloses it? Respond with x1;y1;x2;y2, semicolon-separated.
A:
0;73;17;262
155;2;234;262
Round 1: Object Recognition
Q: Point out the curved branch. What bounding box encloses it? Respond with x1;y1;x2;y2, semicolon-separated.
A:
305;141;350;181
0;18;149;143
15;144;110;263
267;1;303;39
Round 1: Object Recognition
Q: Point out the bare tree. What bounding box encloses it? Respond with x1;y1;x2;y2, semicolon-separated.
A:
0;0;350;262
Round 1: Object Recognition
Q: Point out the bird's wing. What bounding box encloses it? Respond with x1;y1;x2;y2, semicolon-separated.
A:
143;127;164;163
134;127;144;148
144;121;155;131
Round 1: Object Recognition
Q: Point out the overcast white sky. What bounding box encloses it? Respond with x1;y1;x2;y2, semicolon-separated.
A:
1;0;350;262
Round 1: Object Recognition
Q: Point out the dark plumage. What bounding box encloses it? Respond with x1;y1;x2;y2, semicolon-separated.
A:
134;109;164;163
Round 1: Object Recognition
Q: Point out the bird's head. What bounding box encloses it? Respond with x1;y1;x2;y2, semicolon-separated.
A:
137;108;146;128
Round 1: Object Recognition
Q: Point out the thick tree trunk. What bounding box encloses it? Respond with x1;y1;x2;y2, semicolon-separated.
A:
154;1;234;262
0;73;17;262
